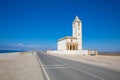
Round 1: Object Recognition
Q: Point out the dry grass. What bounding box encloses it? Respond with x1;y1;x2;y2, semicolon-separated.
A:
98;52;120;56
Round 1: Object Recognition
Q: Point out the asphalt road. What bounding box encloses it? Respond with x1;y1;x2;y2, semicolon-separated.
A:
37;52;120;80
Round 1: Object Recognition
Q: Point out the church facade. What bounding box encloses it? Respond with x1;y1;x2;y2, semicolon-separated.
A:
47;16;97;56
58;16;82;51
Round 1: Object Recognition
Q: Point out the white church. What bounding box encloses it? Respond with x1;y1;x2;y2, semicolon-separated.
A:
58;16;82;51
48;16;97;56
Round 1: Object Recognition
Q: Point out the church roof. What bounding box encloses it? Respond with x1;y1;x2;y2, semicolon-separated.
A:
58;36;77;42
73;16;81;23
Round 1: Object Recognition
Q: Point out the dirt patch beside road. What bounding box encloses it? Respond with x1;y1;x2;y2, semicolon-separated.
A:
0;52;43;80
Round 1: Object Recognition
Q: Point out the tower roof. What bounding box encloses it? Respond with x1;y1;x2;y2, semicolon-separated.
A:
73;16;81;23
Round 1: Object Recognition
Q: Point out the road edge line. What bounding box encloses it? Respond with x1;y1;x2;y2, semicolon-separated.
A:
35;52;50;80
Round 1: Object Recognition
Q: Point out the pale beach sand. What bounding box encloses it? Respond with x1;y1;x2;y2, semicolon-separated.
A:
50;54;120;71
0;52;43;80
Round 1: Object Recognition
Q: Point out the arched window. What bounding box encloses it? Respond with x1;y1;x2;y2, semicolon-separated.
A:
71;39;73;42
70;45;72;50
78;22;80;26
76;45;78;50
73;45;75;50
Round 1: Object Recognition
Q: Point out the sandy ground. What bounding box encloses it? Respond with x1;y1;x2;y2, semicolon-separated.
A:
50;54;120;71
0;52;43;80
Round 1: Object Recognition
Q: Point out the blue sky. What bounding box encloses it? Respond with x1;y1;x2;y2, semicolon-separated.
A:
0;0;120;51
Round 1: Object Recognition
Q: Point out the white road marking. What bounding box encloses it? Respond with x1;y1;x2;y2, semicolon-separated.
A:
45;66;71;69
71;66;104;80
36;53;50;80
38;53;104;80
44;65;64;67
62;63;104;80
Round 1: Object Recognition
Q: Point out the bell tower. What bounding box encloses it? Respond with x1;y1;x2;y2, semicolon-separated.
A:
72;16;82;50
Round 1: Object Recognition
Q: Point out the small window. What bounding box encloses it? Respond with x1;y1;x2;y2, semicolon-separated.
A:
71;39;73;42
78;22;80;26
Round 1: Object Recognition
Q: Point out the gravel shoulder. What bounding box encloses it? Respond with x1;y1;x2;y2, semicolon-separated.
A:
0;52;44;80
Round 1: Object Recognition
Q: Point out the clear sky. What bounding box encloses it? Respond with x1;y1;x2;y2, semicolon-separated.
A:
0;0;120;51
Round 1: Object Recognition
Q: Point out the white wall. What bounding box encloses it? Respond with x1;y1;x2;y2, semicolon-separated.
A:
49;50;89;56
66;38;77;43
72;23;77;37
57;39;66;50
77;22;82;50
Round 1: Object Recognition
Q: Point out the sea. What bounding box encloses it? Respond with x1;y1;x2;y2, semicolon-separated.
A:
0;50;24;53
